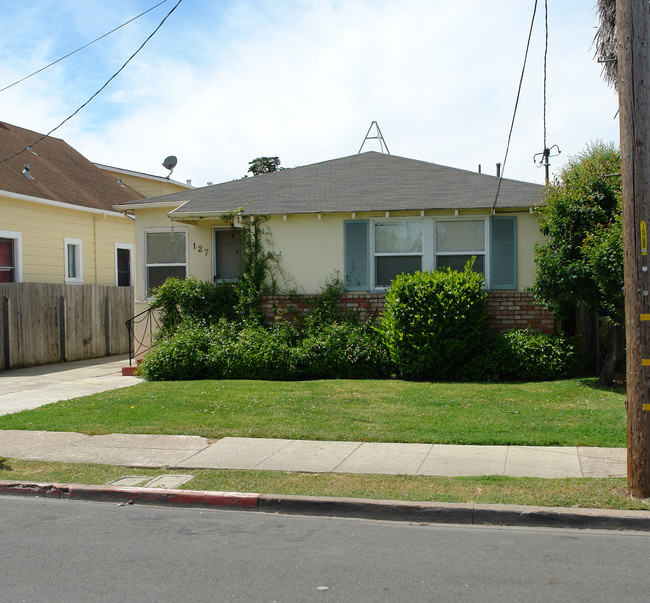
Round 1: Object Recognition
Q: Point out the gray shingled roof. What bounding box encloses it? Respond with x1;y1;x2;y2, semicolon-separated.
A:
119;151;543;216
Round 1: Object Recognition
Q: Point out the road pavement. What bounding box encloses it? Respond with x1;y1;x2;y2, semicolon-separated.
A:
2;496;649;602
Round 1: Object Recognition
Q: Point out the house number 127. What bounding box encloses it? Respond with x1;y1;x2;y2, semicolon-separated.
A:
193;243;209;256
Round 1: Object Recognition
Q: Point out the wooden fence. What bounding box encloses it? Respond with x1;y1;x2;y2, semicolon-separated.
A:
0;283;133;370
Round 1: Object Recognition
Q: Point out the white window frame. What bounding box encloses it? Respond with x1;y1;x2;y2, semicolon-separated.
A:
114;243;134;287
369;216;490;290
143;227;188;298
0;230;23;283
370;217;432;290
434;216;490;288
64;237;83;284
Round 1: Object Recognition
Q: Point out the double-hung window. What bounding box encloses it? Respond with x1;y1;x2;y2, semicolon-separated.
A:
64;238;83;283
345;215;516;291
435;219;486;275
145;229;187;296
374;221;423;287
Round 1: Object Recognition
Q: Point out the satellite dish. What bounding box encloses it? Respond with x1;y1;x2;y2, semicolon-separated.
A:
162;155;177;178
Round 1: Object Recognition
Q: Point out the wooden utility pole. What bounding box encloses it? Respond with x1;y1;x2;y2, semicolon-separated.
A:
618;0;650;498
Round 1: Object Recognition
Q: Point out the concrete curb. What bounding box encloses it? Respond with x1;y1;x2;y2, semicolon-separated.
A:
2;480;650;531
0;480;259;510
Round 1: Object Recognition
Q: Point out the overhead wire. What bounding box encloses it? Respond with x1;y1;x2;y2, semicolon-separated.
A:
491;0;538;216
0;0;171;94
0;0;184;166
542;0;548;153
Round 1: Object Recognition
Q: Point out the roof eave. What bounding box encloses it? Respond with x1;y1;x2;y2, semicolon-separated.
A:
115;200;190;211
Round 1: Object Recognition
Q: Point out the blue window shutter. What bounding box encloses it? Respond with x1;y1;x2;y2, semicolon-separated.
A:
490;216;517;290
344;220;369;291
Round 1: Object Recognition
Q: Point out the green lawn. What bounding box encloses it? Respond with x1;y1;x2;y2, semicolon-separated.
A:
0;378;626;447
0;459;646;510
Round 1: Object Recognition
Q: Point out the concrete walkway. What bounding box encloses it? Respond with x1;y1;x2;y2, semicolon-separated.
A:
0;430;627;478
0;356;627;478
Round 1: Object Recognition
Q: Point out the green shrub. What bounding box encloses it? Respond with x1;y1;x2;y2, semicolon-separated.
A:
303;274;346;327
377;264;487;379
220;322;300;380
140;318;394;381
298;322;394;379
461;329;582;381
149;277;237;335
138;320;216;381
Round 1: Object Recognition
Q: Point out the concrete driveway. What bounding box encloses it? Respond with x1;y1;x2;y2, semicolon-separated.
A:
0;355;141;416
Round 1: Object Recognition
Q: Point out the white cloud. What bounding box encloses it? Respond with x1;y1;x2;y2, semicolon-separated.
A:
0;0;619;188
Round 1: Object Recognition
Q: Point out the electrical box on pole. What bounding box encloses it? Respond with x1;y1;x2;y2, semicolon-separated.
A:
617;0;650;498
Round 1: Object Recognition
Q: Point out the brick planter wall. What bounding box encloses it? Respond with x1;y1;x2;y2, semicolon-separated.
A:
260;293;386;324
260;291;555;334
484;291;556;334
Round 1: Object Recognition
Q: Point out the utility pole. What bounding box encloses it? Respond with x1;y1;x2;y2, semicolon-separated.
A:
618;0;650;498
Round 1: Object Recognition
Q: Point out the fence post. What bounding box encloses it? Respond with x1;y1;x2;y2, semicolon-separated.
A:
2;296;10;369
104;295;111;356
59;295;67;362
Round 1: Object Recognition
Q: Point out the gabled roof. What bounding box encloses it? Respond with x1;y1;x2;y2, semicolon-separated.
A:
93;163;193;188
0;122;144;211
117;151;543;217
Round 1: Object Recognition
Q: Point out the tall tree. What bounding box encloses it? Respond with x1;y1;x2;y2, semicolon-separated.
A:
532;141;623;383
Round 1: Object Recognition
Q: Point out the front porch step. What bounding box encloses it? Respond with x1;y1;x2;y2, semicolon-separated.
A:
122;359;142;377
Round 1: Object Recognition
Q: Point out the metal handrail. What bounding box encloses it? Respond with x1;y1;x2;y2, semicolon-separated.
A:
125;306;160;366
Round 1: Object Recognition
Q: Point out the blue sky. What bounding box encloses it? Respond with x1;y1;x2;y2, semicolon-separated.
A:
0;0;619;187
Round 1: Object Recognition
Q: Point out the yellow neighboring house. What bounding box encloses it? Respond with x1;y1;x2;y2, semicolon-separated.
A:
95;163;193;199
0;122;144;286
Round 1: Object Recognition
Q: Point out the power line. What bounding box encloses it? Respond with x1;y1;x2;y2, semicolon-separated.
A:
0;0;171;94
0;0;184;166
491;0;538;215
533;0;560;184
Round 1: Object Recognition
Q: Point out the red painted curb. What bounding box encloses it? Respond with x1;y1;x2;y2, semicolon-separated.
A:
0;480;260;509
3;480;650;531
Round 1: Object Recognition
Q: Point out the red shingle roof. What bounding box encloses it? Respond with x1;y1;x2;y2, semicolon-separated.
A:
0;122;145;211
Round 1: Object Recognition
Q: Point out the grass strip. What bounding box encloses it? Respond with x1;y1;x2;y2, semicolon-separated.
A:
0;458;646;511
0;378;626;447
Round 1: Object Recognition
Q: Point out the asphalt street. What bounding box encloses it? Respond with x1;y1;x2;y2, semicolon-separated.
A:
2;496;650;602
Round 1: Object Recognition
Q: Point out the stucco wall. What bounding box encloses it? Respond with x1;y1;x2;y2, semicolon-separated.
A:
131;206;541;299
266;213;343;292
268;209;541;293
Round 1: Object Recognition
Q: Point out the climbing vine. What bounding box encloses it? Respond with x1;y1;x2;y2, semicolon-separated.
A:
220;209;282;323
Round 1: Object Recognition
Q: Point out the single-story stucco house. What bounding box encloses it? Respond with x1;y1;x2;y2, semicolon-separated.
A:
116;151;554;334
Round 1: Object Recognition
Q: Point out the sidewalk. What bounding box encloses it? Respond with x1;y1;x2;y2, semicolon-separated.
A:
0;430;627;478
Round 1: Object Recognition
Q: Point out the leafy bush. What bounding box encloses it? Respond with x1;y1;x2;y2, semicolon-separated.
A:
139;318;395;381
303;274;346;327
219;322;299;380
297;322;394;379
461;329;582;381
149;277;237;335
138;320;217;381
377;264;487;379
